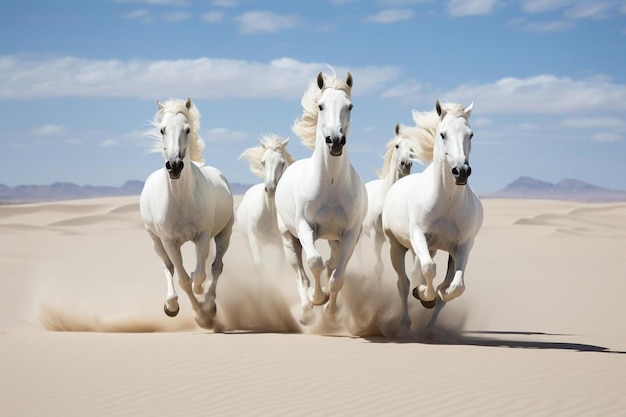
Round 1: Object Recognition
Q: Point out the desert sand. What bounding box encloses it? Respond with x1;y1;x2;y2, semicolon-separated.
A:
1;195;625;416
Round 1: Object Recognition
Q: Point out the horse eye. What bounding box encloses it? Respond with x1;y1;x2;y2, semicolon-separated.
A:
318;104;324;111
160;127;165;135
348;104;353;111
261;160;266;166
185;127;190;134
440;133;446;140
469;132;474;140
395;144;399;149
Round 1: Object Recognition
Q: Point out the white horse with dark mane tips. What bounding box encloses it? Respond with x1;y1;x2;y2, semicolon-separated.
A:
237;134;295;266
382;100;483;333
362;123;419;277
140;98;234;330
275;70;367;325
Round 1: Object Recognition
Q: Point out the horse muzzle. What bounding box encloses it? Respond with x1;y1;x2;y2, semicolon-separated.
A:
452;164;472;185
399;160;413;177
165;159;184;179
326;136;346;157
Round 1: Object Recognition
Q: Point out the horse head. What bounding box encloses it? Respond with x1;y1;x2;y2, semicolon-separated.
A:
393;124;415;178
316;72;353;157
262;137;290;197
156;97;194;180
436;100;474;185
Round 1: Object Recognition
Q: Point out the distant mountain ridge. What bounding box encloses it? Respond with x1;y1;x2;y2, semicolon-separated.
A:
0;180;252;203
2;177;625;203
484;176;626;202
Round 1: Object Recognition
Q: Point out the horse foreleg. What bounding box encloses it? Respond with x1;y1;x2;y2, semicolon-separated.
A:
411;232;437;308
148;231;179;317
200;224;233;328
388;236;411;336
428;255;455;328
324;230;359;322
297;220;329;307
280;229;314;325
163;240;200;317
439;242;472;302
247;227;264;267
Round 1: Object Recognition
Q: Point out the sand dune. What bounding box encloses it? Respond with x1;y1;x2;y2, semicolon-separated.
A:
1;196;625;416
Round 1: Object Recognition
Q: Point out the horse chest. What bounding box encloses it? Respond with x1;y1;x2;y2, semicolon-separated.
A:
306;203;348;238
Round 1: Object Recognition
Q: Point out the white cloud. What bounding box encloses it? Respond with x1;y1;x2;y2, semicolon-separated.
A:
562;117;625;129
564;2;612;19
114;0;188;6
201;11;225;23
510;18;575;32
100;139;120;148
0;54;399;101
204;128;250;144
212;0;237;7
385;74;626;115
521;0;576;14
235;11;299;34
163;11;191;21
447;0;498;17
364;9;415;23
30;124;67;136
122;9;153;22
591;132;623;142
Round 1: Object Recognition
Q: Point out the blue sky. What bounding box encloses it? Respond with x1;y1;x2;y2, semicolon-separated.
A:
1;0;625;194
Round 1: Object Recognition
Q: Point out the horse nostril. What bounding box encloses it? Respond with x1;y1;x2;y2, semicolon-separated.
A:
451;167;459;177
467;166;472;177
340;136;346;145
165;161;172;171
325;136;332;144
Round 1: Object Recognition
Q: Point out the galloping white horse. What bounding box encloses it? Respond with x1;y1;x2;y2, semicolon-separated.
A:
362;123;419;276
382;100;483;333
275;71;367;325
140;98;234;329
237;134;295;266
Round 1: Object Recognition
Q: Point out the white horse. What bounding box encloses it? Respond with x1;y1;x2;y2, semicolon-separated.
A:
275;71;367;325
382;100;483;333
139;98;234;330
362;123;419;277
237;134;295;266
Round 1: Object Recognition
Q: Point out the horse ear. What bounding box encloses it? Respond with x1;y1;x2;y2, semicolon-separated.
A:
282;137;290;146
395;123;400;136
185;97;192;109
317;72;325;90
346;72;353;88
464;101;474;118
156;100;164;110
435;100;446;119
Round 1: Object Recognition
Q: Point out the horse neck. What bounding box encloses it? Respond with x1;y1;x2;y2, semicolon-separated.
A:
431;143;465;199
312;134;350;185
168;157;195;201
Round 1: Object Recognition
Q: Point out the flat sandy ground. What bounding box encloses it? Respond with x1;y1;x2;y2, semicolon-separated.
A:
1;195;625;416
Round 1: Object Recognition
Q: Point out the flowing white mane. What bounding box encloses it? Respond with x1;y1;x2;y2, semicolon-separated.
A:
149;98;205;163
411;102;472;165
292;72;353;150
239;134;295;179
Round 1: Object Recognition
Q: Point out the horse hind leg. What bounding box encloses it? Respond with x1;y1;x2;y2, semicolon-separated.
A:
388;236;412;337
192;233;211;295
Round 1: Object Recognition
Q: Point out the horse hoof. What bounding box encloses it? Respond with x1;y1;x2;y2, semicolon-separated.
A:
164;304;179;317
412;287;436;309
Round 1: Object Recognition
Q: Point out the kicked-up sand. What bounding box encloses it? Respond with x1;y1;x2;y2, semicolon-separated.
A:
1;195;625;416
